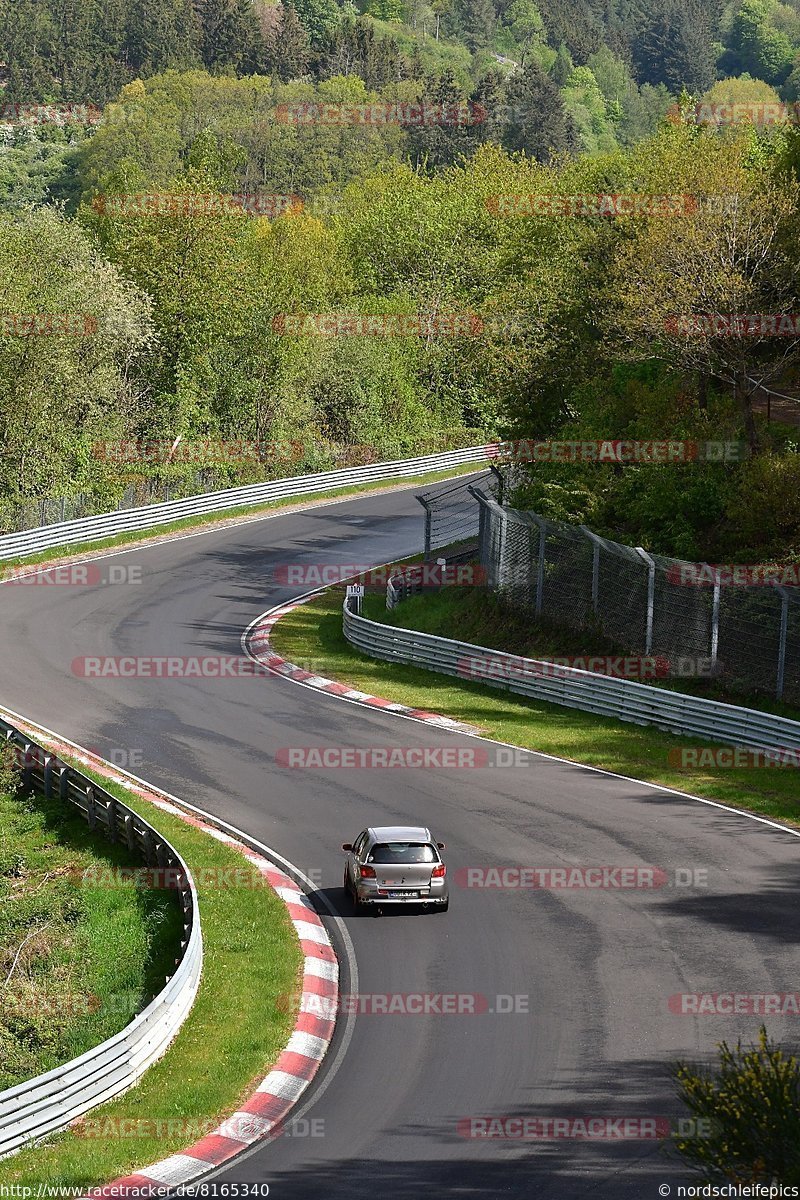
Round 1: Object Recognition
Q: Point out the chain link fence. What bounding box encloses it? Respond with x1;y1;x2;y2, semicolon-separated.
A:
418;468;500;558
423;484;799;705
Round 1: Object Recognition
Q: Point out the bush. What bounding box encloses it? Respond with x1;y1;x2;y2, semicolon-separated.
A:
673;1026;800;1184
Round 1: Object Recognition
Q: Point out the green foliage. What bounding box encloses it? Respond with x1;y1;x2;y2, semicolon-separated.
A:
721;0;798;85
0;207;152;515
674;1027;800;1184
561;65;618;154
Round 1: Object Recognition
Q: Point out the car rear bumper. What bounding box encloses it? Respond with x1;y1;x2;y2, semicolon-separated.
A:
355;884;449;905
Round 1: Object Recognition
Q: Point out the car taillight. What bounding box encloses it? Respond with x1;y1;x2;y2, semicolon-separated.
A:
359;865;376;878
431;864;446;878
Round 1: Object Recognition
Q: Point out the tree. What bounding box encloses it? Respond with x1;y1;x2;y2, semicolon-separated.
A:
196;0;264;71
0;208;152;512
550;42;574;87
263;3;311;80
561;64;618;153
634;0;718;93
503;59;578;161
367;0;406;19
406;69;480;170
605;127;800;452
504;0;543;64
721;0;796;86
459;0;497;51
292;0;341;46
123;0;201;75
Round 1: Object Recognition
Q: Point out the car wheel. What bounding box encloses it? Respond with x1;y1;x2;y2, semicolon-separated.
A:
438;898;449;913
343;868;351;897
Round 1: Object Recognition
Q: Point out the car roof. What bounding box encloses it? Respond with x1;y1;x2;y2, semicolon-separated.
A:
367;825;432;842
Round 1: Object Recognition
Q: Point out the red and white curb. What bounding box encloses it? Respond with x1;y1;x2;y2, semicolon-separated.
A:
9;723;338;1199
247;594;479;735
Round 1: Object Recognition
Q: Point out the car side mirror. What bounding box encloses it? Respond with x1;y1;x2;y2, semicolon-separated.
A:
342;843;353;852
437;842;446;850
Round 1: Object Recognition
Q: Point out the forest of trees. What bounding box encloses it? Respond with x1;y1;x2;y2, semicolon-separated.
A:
1;0;800;563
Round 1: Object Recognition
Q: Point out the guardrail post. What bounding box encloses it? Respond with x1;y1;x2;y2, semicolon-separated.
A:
635;548;656;654
86;786;97;831
21;743;33;792
107;795;118;841
59;765;70;800
124;812;136;852
710;568;721;672
776;587;789;701
43;754;53;797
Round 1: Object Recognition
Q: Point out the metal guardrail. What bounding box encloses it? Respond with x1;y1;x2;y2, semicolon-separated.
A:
0;446;495;561
0;721;202;1160
343;597;800;754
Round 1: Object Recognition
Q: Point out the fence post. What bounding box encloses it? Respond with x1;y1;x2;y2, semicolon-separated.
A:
417;496;433;561
489;463;505;507
710;568;721;673
535;524;546;617
635;548;656;654
580;527;602;613
776;586;789;701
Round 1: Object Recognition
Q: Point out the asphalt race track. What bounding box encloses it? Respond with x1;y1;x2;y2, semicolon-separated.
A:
1;478;798;1199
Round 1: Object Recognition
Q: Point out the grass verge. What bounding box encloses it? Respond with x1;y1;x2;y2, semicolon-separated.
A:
4;767;303;1188
0;464;484;573
377;586;800;724
0;791;183;1092
269;587;800;829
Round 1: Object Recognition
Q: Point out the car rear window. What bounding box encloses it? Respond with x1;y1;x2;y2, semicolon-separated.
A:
368;843;437;864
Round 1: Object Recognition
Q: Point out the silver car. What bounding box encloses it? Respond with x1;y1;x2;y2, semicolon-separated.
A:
342;825;449;913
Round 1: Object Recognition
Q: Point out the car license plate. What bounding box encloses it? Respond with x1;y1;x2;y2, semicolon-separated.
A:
388;890;418;898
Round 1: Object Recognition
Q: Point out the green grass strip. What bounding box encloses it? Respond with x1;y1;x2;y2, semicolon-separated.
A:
5;769;303;1188
269;587;800;829
0;791;183;1092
